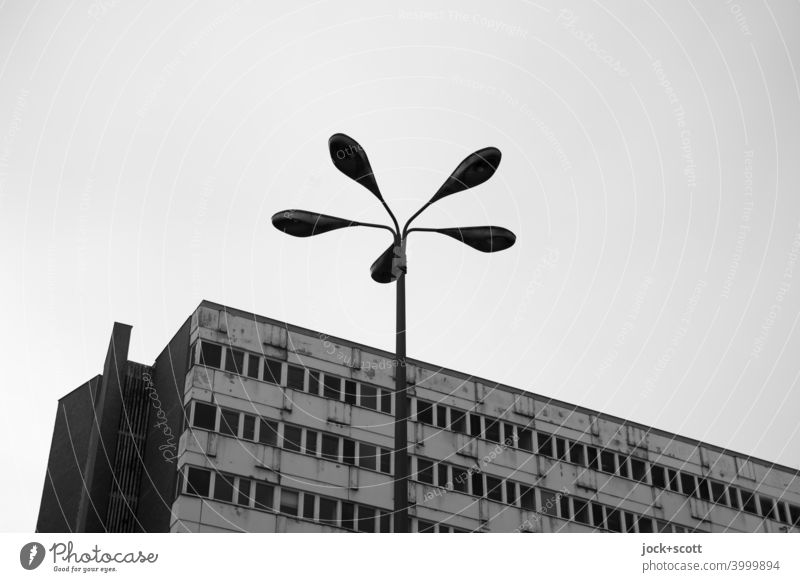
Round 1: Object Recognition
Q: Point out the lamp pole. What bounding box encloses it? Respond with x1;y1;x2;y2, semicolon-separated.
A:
272;134;515;533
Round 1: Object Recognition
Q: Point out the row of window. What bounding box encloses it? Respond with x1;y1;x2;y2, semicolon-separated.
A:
182;466;393;532
188;401;393;475
412;397;800;526
194;340;393;414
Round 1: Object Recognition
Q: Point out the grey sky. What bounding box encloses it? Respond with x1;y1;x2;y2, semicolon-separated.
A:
1;0;798;531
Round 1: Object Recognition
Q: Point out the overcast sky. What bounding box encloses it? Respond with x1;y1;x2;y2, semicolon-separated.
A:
1;0;799;531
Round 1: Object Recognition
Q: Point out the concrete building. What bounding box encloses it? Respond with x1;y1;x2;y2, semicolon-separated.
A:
37;300;800;533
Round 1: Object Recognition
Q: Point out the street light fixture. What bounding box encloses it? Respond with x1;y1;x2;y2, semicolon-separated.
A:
271;134;515;533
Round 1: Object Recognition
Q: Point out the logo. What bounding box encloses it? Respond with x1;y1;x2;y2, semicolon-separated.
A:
20;542;46;570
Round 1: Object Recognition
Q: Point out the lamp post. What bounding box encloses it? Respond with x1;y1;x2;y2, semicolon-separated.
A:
272;134;515;533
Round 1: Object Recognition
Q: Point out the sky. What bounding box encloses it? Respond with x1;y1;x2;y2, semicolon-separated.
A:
0;0;799;532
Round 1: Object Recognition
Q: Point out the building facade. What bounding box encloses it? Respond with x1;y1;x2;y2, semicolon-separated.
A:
38;301;800;533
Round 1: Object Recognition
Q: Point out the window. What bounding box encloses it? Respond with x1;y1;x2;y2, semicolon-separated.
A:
485;419;501;443
322;434;339;462
788;504;800;527
417;459;434;484
286;365;304;390
539;490;558;515
341;502;354;530
186;467;211;497
450;410;466;433
469;414;482;438
728;486;741;509
555;438;567;460
343;439;356;465
280;489;299;516
710;481;726;504
501;423;515;446
416;401;433;424
560;495;571;520
745;491;762;515
574;499;590;524
680;472;697;497
518;428;533;452
319;497;337;526
638;516;654;533
505;481;517;505
308;371;321;395
586;446;599;470
667;469;679;492
606;509;622;532
631;458;647;482
600;450;615;473
697;478;711;502
380;512;392;532
359;443;376;471
192;402;217;431
213;473;235;502
436;405;448;428
246;354;260;379
651;465;666;489
437;464;448;488
302;494;315;520
380;449;391;474
417;520;435;533
199;342;222;367
237;479;251;506
486;476;503;502
759;496;776;520
452;468;468;493
520;486;535;510
357;507;375;532
254;483;274;511
258;419;278;446
380;390;392;414
471;473;484;497
624;512;637;533
219;409;239;437
592;503;605;529
617;456;630;479
323;374;341;400
305;431;318;455
569;442;585;466
242;414;255;440
263;359;282;385
283;425;302;452
537;433;553;457
360;384;377;410
225;348;244;374
344;380;357;405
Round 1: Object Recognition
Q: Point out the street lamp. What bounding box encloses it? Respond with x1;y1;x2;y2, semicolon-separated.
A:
272;134;515;533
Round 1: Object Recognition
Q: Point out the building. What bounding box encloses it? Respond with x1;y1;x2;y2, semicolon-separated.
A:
37;300;800;533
